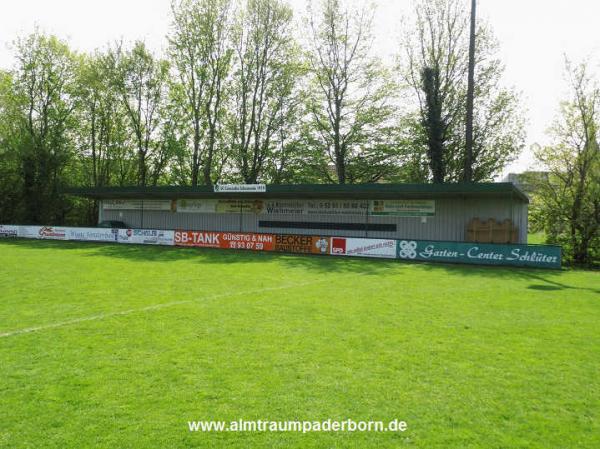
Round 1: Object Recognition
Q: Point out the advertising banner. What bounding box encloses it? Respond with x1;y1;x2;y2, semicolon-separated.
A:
0;225;18;238
103;199;172;211
215;200;264;214
176;199;264;214
67;227;119;242
396;239;561;269
38;226;68;240
330;237;397;259
176;199;217;213
369;200;435;216
176;199;438;216
214;184;266;193
262;200;368;216
303;200;368;216
274;234;330;255
17;226;42;238
174;230;275;251
118;229;175;245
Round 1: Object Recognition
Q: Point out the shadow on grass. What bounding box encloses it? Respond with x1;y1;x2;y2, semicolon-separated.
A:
413;260;600;294
0;238;400;276
527;285;562;291
3;239;598;293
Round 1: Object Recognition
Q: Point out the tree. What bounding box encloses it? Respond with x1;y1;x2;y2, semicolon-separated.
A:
533;61;600;265
305;0;397;184
229;0;302;184
75;51;136;190
112;42;171;186
169;0;233;186
400;0;525;182
421;66;446;183
0;70;25;222
10;32;78;224
308;0;394;184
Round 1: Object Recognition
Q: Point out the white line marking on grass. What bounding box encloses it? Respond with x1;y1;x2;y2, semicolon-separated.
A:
0;281;324;339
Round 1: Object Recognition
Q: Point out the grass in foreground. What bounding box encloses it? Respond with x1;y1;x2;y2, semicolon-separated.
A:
0;239;599;449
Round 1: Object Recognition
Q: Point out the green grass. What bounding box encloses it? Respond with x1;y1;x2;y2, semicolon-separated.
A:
528;231;547;245
0;239;599;449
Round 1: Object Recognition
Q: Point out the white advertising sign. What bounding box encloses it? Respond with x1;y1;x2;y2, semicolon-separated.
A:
261;200;368;216
38;226;68;240
214;184;266;193
18;226;43;238
118;229;175;245
0;225;18;238
67;227;119;242
103;199;172;211
330;237;396;259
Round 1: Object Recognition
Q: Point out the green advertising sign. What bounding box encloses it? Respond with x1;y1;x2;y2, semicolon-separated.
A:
396;239;561;269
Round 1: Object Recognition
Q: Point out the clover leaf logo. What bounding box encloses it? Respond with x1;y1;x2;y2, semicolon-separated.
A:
399;240;418;259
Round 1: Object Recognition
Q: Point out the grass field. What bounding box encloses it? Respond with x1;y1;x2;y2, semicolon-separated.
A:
0;239;599;448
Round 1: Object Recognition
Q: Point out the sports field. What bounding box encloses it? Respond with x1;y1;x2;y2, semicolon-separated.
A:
0;239;598;448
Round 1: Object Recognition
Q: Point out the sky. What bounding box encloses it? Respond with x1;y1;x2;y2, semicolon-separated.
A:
1;0;599;178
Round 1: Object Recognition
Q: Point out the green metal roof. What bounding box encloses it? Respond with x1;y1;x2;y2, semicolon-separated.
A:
64;183;529;203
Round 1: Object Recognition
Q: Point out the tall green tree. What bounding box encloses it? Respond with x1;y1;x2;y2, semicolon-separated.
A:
0;70;24;222
421;66;446;183
533;62;600;265
112;42;171;186
169;0;233;185
74;51;140;223
400;0;525;182
75;51;136;186
10;32;78;224
228;0;302;184
305;0;397;184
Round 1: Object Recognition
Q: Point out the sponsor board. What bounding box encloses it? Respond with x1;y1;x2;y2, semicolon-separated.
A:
302;200;368;216
214;184;266;193
330;237;397;259
264;200;433;216
17;226;42;238
103;199;172;211
215;200;264;214
176;199;218;213
370;200;435;217
176;199;264;214
174;230;275;251
175;230;221;248
175;199;434;216
175;199;369;215
38;226;67;240
274;234;330;254
67;227;119;242
118;229;175;245
260;199;369;215
396;240;561;269
220;232;274;250
0;225;18;238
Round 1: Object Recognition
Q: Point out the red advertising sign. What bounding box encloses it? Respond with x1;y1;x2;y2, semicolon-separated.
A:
174;231;275;251
331;237;347;255
220;232;274;251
